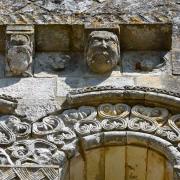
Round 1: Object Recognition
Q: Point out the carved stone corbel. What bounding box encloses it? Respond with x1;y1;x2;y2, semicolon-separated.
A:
85;24;120;74
5;25;34;77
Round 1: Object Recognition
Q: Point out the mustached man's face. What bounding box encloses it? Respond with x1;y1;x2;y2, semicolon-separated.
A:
86;31;120;74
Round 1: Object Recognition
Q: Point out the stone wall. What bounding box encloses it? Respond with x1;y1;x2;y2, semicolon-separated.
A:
0;0;179;180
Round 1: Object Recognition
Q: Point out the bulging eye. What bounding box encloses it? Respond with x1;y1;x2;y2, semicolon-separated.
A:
108;40;116;44
93;39;100;43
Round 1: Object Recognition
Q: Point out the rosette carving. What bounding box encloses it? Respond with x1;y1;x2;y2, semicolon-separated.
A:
61;106;97;124
98;103;130;119
74;120;102;136
33;115;65;136
47;127;76;147
101;118;128;131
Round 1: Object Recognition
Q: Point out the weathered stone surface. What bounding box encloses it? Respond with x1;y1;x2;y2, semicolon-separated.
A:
122;51;169;73
0;54;5;77
16;99;61;122
86;31;120;74
5;25;34;77
0;78;56;99
0;0;179;179
0;0;176;25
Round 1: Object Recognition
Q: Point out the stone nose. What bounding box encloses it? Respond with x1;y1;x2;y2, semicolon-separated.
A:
101;40;107;48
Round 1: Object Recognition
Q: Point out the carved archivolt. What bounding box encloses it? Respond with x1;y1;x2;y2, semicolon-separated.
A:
0;103;180;179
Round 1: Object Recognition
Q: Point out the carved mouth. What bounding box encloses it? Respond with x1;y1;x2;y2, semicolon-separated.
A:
92;53;110;65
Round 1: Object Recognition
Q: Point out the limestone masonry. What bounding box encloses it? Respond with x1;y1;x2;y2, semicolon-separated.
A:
0;0;179;179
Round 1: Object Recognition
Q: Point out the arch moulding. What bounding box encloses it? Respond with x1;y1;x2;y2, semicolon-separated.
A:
0;86;180;180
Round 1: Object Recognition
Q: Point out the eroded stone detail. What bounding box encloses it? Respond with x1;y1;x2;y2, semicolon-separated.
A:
0;166;60;180
86;31;120;74
61;106;97;125
5;25;34;77
0;103;179;179
98;103;130;119
7;139;65;166
68;85;180;98
0;95;17;115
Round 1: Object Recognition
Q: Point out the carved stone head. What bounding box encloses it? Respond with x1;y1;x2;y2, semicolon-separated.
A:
7;34;32;76
86;31;120;74
6;25;34;77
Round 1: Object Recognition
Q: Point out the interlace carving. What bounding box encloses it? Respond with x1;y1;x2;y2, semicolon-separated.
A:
47;127;76;147
128;105;169;133
0;103;179;179
33;116;65;136
74;120;102;136
98;103;130;119
61;106;97;125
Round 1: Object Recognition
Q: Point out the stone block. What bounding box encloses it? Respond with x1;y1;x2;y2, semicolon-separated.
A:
104;131;126;146
121;24;172;51
127;131;150;147
0;26;5;52
81;133;104;150
16;99;61;122
135;75;163;88
172;51;180;75
0;78;56;99
122;51;167;74
0;53;5;78
35;25;71;52
57;77;86;98
85;76;135;87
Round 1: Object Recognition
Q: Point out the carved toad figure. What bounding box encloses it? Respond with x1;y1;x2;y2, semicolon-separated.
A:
86;31;120;74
